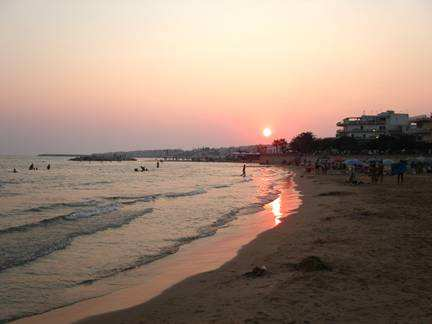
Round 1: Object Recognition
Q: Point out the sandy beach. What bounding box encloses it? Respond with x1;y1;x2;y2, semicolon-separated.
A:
79;168;432;323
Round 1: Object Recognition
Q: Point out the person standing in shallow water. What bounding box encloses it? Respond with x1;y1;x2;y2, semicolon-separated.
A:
242;164;246;177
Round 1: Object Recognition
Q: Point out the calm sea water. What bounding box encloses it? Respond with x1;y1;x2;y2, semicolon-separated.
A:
0;156;293;321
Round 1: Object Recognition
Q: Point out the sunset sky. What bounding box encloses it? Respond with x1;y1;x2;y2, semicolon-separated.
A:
1;0;431;154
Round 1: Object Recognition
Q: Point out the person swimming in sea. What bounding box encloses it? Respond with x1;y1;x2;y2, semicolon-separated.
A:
13;168;18;173
29;163;34;170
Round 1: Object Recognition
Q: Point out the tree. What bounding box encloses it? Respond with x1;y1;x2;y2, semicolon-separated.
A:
289;132;316;153
314;137;337;153
333;136;360;153
272;138;288;153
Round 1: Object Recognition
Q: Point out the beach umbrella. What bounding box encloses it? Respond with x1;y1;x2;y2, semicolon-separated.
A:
382;159;394;165
343;159;361;166
367;158;379;163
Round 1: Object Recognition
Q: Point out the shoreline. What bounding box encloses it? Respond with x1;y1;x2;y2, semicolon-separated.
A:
14;170;301;324
81;169;432;323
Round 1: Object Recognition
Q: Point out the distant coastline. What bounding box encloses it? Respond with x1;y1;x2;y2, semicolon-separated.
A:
38;154;81;157
69;155;137;162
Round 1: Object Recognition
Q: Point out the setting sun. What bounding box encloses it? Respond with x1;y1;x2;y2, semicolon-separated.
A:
263;128;272;138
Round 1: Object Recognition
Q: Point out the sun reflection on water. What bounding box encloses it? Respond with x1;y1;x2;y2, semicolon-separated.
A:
271;196;283;225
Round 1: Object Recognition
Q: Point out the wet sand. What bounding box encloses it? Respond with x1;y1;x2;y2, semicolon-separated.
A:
81;170;432;323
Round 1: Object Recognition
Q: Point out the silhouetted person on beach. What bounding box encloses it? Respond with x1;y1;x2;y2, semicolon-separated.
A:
157;161;160;168
242;164;246;177
398;170;405;184
392;160;407;185
377;163;384;183
47;163;51;170
13;168;18;173
369;162;378;184
29;163;34;170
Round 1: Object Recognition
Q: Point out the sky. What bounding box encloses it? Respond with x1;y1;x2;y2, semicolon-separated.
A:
1;0;432;154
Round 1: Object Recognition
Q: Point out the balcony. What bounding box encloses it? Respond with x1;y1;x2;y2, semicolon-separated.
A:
336;120;386;126
337;129;385;133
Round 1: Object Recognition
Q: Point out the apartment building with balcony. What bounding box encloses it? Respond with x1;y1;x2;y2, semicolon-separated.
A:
407;115;432;143
336;110;410;140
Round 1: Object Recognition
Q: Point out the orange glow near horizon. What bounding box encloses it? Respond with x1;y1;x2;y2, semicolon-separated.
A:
1;0;432;154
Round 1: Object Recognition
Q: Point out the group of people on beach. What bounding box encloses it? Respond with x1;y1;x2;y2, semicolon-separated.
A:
368;162;385;184
298;156;427;185
349;160;408;185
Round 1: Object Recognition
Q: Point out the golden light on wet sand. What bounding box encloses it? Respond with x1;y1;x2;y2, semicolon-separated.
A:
271;196;282;225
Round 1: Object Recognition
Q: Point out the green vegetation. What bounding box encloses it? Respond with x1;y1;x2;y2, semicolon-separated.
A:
286;132;432;155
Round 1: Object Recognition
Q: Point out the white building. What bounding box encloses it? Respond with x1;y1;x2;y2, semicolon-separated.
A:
407;114;432;143
336;110;410;140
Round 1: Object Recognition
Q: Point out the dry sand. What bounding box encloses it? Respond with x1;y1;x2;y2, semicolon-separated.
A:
81;170;432;324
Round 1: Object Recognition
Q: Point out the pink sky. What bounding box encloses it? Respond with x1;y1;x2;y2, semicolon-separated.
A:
1;0;431;154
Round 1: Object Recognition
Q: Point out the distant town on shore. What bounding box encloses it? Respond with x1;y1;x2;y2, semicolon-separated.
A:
40;110;432;163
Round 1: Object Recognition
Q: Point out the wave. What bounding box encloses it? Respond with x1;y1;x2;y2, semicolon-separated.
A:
79;181;112;186
70;201;270;287
257;190;280;205
210;183;231;189
76;247;179;286
2;187;209;236
64;203;120;221
0;192;20;197
106;188;207;205
106;194;160;201
0;207;153;272
25;200;100;213
18;173;287;291
0;202;120;235
164;188;206;198
0;179;18;186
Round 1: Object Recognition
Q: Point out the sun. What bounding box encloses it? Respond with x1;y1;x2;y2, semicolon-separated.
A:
262;128;272;138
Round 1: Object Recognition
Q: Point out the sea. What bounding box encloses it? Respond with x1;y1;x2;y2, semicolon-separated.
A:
0;156;296;322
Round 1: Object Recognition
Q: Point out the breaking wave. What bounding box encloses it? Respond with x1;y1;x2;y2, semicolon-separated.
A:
0;207;153;272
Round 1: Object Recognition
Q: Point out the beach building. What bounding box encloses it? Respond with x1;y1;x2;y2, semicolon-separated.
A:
336;110;410;139
407;114;432;143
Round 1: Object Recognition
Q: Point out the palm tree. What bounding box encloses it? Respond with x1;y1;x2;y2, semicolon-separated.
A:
272;138;288;153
